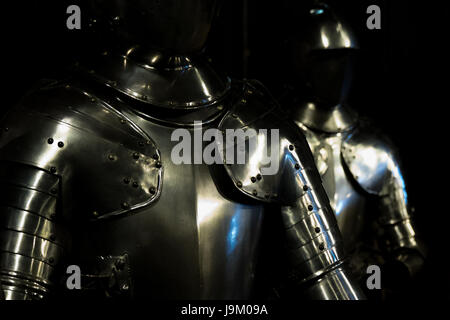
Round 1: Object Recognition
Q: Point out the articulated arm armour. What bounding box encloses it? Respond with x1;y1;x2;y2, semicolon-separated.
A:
219;81;364;299
0;80;162;299
0;161;63;299
342;126;426;276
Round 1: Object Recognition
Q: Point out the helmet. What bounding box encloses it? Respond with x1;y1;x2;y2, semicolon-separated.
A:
286;2;359;108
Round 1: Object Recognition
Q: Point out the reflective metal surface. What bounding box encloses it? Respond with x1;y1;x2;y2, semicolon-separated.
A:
292;121;367;253
0;0;363;299
285;3;358;109
303;3;359;51
79;48;231;109
75;105;264;299
303;266;365;300
0;83;162;221
342;124;426;272
217;81;363;295
0;77;363;300
342;127;404;197
281;3;425;287
290;102;357;133
0;161;62;299
0;80;265;299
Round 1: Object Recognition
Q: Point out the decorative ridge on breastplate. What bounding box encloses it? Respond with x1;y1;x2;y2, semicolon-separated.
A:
76;46;232;110
291;101;357;134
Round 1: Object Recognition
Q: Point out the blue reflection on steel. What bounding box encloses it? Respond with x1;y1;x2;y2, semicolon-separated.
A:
392;165;408;204
310;8;324;15
226;213;241;255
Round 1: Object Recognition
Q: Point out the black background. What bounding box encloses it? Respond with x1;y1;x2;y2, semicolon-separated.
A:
0;0;448;301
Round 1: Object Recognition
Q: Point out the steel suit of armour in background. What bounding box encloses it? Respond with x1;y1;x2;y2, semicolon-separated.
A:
277;2;426;294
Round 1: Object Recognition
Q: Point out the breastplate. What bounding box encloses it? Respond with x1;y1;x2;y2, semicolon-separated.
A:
296;122;366;252
75;108;264;299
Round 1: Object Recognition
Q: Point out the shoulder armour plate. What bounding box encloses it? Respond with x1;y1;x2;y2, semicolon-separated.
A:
0;81;162;220
218;80;322;205
341;124;402;196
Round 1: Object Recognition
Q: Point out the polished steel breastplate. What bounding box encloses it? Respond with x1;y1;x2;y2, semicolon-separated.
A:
76;109;264;299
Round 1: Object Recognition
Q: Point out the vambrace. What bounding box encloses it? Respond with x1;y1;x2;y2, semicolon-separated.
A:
377;183;426;277
0;161;66;300
341;123;426;278
281;165;365;300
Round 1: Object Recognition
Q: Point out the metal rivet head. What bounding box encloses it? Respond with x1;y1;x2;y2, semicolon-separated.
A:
217;105;223;110
65;84;71;89
303;185;309;191
132;182;139;188
149;187;156;195
152;154;159;160
133;152;140;160
92;211;99;217
4;127;9;132
232;113;238;118
50;188;57;195
251;176;257;183
123;177;130;184
120;119;126;124
47;138;54;144
58;141;64;148
265;193;270;199
90;98;96;103
256;174;262;180
241;99;247;104
50;167;57;174
108;154;116;161
155;161;162;168
48;257;55;264
308;205;314;211
236;181;243;188
315;227;321;233
252;190;258;196
121;202;130;209
139;141;145;147
295;163;300;170
289;145;295;151
319;243;325;251
141;95;148;101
